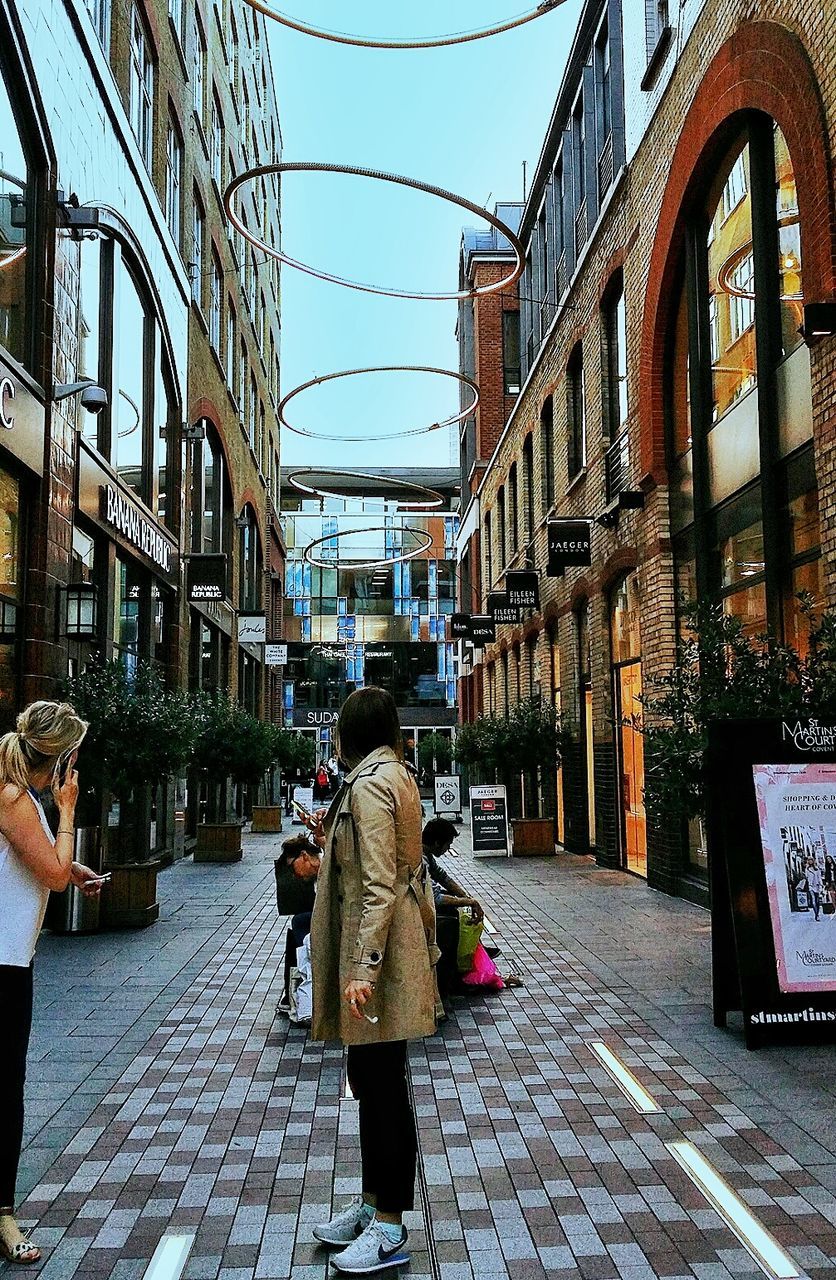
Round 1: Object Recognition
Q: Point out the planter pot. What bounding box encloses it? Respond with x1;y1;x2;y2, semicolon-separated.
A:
100;859;161;929
194;821;243;863
251;805;282;833
45;827;102;935
511;817;556;856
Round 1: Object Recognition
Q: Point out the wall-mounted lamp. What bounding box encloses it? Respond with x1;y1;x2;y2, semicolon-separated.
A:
235;514;251;529
801;302;836;344
54;378;108;415
63;582;98;641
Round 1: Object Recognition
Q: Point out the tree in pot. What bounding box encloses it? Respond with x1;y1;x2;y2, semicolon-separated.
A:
640;601;836;858
65;659;198;925
191;694;279;860
417;732;453;786
251;728;316;832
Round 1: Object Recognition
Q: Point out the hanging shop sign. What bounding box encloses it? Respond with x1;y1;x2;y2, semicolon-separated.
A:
265;644;288;666
450;613;471;640
292;708;339;728
434;774;462;817
0;356;45;476
238;612;267;643
470;784;510;857
487;593;520;625
547;518;592;575
506;570;540;611
186;553;228;602
707;718;836;1049
467;614;496;645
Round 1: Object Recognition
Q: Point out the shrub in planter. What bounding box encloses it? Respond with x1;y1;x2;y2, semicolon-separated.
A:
454;699;561;829
417;732;454;779
191;695;281;857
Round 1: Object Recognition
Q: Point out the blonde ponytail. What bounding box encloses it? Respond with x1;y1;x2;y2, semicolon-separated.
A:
0;700;88;794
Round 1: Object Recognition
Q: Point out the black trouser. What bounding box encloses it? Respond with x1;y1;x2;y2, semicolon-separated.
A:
282;912;312;1001
346;1040;416;1215
0;964;33;1212
435;908;461;998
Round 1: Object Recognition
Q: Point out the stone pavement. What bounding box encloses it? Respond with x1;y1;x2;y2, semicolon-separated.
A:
15;814;836;1280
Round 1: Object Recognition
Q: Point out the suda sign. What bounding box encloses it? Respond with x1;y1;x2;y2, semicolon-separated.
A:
547;519;592;576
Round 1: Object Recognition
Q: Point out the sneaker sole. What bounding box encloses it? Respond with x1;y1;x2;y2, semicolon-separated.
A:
330;1252;410;1275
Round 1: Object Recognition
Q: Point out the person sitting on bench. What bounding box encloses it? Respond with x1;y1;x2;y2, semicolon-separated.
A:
275;834;320;1014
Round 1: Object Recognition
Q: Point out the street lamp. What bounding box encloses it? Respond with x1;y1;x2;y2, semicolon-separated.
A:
63;583;98;641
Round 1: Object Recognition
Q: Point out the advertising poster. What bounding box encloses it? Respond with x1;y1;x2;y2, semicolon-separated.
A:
753;763;836;993
469;785;510;857
434;775;462;816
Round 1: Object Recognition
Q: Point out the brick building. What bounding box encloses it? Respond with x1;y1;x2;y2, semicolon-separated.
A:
461;0;836;904
0;0;282;859
456;207;522;724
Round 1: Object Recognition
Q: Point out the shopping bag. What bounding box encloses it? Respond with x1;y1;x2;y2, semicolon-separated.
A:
289;936;313;1024
462;942;505;992
457;908;484;973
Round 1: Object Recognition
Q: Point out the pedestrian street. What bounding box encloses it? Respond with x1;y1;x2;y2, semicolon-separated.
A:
18;822;836;1280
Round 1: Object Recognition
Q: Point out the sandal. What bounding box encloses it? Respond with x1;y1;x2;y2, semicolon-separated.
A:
0;1228;41;1265
504;974;524;988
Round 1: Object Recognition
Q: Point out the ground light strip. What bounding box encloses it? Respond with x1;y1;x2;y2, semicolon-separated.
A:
667;1141;803;1279
142;1234;195;1280
588;1042;661;1114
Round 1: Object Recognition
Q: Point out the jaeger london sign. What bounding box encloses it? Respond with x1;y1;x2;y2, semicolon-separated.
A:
547;518;592;575
101;485;172;573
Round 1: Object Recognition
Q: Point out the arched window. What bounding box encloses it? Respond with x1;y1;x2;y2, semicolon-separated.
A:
238;504;263;612
540;396;554;513
668;115;820;647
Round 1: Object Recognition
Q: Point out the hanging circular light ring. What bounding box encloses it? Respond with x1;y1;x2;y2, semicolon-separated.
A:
223;163;524;301
302;524;433;570
288;468;445;510
242;0;565;49
279;366;480;441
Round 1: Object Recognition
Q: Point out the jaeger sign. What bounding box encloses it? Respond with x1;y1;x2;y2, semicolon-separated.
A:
101;485;173;573
547;518;592;576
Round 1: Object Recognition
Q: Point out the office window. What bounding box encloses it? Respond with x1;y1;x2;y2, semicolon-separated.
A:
603;275;628;438
239;342;247;426
497;486;506;567
165;119;182;245
645;0;669;58
502;310;521;394
230;16;240;93
522;435;534;546
168;0;184;42
484;510;493;589
85;0;111;48
210;92;223;186
191;195;204;305
209;251;222;351
567;343;586;478
193;17;206;122
129;6;154;169
226;303;236;392
249;372;257;446
509;464;518;554
541;396;555;513
553;160;565;271
597;24;612;146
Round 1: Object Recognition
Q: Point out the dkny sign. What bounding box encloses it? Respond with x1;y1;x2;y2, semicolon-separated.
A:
101;485;172;573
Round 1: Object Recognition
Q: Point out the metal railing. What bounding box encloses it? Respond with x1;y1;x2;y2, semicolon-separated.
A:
605;429;630;504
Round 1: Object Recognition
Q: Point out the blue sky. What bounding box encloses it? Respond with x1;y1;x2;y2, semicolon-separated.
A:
267;1;582;470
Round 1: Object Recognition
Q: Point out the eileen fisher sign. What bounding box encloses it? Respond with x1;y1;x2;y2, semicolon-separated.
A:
101;485;172;573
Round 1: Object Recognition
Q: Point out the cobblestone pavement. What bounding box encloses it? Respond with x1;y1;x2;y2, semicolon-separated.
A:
16;815;836;1280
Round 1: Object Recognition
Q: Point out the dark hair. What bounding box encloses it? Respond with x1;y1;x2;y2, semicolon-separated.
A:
422;818;458;851
336;687;403;769
279;834;319;868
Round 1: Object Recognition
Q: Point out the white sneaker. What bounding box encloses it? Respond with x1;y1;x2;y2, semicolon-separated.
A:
330;1219;410;1274
313;1197;370;1247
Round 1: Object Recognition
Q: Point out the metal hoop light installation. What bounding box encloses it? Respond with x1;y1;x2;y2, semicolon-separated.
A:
241;0;566;49
303;525;433;571
279;366;480;442
223;163;524;301
288;468;445;510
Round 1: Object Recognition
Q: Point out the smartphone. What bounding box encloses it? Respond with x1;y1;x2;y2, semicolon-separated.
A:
86;873;112;885
292;799;312;820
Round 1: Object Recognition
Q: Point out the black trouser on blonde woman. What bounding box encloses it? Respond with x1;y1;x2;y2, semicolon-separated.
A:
0;964;33;1212
346;1040;417;1215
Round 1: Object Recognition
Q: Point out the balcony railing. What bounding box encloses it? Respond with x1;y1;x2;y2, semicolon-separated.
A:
605;429;630;504
597;133;614;198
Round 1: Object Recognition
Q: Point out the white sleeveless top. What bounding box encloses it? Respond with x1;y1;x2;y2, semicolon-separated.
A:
0;789;55;967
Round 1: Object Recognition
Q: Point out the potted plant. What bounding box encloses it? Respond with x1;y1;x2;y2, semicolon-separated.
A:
250;727;313;832
191;695;278;861
65;659;198;927
417;732;454;787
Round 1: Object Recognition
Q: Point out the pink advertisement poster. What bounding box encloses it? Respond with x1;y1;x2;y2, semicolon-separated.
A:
753;763;836;993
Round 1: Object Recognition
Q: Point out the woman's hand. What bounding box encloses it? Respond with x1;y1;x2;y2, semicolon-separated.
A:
70;863;102;897
52;751;79;820
344;979;374;1020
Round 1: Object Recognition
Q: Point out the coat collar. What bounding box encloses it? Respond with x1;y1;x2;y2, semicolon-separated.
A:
342;745;401;785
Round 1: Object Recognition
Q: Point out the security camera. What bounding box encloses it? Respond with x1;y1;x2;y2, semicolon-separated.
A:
80;384;108;414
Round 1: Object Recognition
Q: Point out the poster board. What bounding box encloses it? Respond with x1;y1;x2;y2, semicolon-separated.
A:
434;775;462;817
469;785;510;857
707;719;836;1049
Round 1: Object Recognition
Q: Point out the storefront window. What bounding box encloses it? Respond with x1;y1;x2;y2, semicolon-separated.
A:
0;68;29;365
114;266;146;497
775;126;803;361
78;237;101;444
238;506;262;612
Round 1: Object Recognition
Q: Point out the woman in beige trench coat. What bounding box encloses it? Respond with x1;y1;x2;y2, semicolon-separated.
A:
309;687;438;1275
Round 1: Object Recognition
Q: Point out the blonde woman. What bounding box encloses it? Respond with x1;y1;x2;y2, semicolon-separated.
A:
0;701;98;1265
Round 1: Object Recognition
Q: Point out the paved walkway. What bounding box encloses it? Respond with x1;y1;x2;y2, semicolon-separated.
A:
16;816;836;1280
